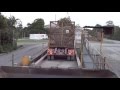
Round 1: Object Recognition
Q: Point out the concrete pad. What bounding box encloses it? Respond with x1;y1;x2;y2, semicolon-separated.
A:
37;60;78;69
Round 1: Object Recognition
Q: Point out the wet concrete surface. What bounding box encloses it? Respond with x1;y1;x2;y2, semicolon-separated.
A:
36;59;78;69
88;39;120;77
83;46;96;69
76;47;95;69
0;44;47;66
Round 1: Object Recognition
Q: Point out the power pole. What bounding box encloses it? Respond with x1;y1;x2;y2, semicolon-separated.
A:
0;29;1;45
12;54;14;67
67;12;69;17
22;31;23;39
100;29;104;55
80;29;84;68
13;29;14;47
55;14;56;21
24;32;25;38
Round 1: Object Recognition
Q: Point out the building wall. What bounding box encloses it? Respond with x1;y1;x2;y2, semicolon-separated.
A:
29;34;48;40
74;27;82;48
75;28;82;43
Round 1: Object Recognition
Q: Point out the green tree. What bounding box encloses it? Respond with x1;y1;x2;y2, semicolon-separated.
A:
16;23;23;39
26;18;45;34
105;21;118;39
0;14;7;29
88;24;102;37
0;13;8;52
7;16;19;28
106;20;114;26
58;17;72;27
0;14;21;52
111;26;120;40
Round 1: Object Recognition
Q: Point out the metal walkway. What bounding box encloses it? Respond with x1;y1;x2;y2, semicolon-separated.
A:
83;46;96;69
76;45;96;69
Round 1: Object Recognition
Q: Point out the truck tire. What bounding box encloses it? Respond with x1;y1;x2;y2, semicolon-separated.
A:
47;56;51;60
51;56;54;60
67;56;71;61
71;56;75;61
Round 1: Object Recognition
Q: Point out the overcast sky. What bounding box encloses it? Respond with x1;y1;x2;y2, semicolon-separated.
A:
1;12;120;27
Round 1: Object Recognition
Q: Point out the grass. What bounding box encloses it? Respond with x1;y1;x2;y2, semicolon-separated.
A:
0;38;49;54
17;38;48;45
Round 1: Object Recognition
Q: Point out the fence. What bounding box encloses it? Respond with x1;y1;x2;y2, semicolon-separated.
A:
84;35;113;70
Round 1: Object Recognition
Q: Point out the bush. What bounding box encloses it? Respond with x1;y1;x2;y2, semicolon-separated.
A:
1;42;17;52
13;41;17;50
2;44;12;52
0;40;17;53
0;45;3;53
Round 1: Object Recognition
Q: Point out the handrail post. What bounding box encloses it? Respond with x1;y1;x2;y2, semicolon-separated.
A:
12;54;14;67
103;57;106;70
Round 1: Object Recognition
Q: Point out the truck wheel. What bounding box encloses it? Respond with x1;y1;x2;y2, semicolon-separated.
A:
71;56;75;61
67;56;71;61
51;56;54;60
47;56;51;60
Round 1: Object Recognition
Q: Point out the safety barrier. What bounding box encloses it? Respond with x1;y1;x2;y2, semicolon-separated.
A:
84;38;113;70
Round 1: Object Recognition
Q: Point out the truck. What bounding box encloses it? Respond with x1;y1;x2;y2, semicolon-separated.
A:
47;21;75;60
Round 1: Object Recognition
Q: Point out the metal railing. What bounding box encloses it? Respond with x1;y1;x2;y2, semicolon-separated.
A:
84;37;113;70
